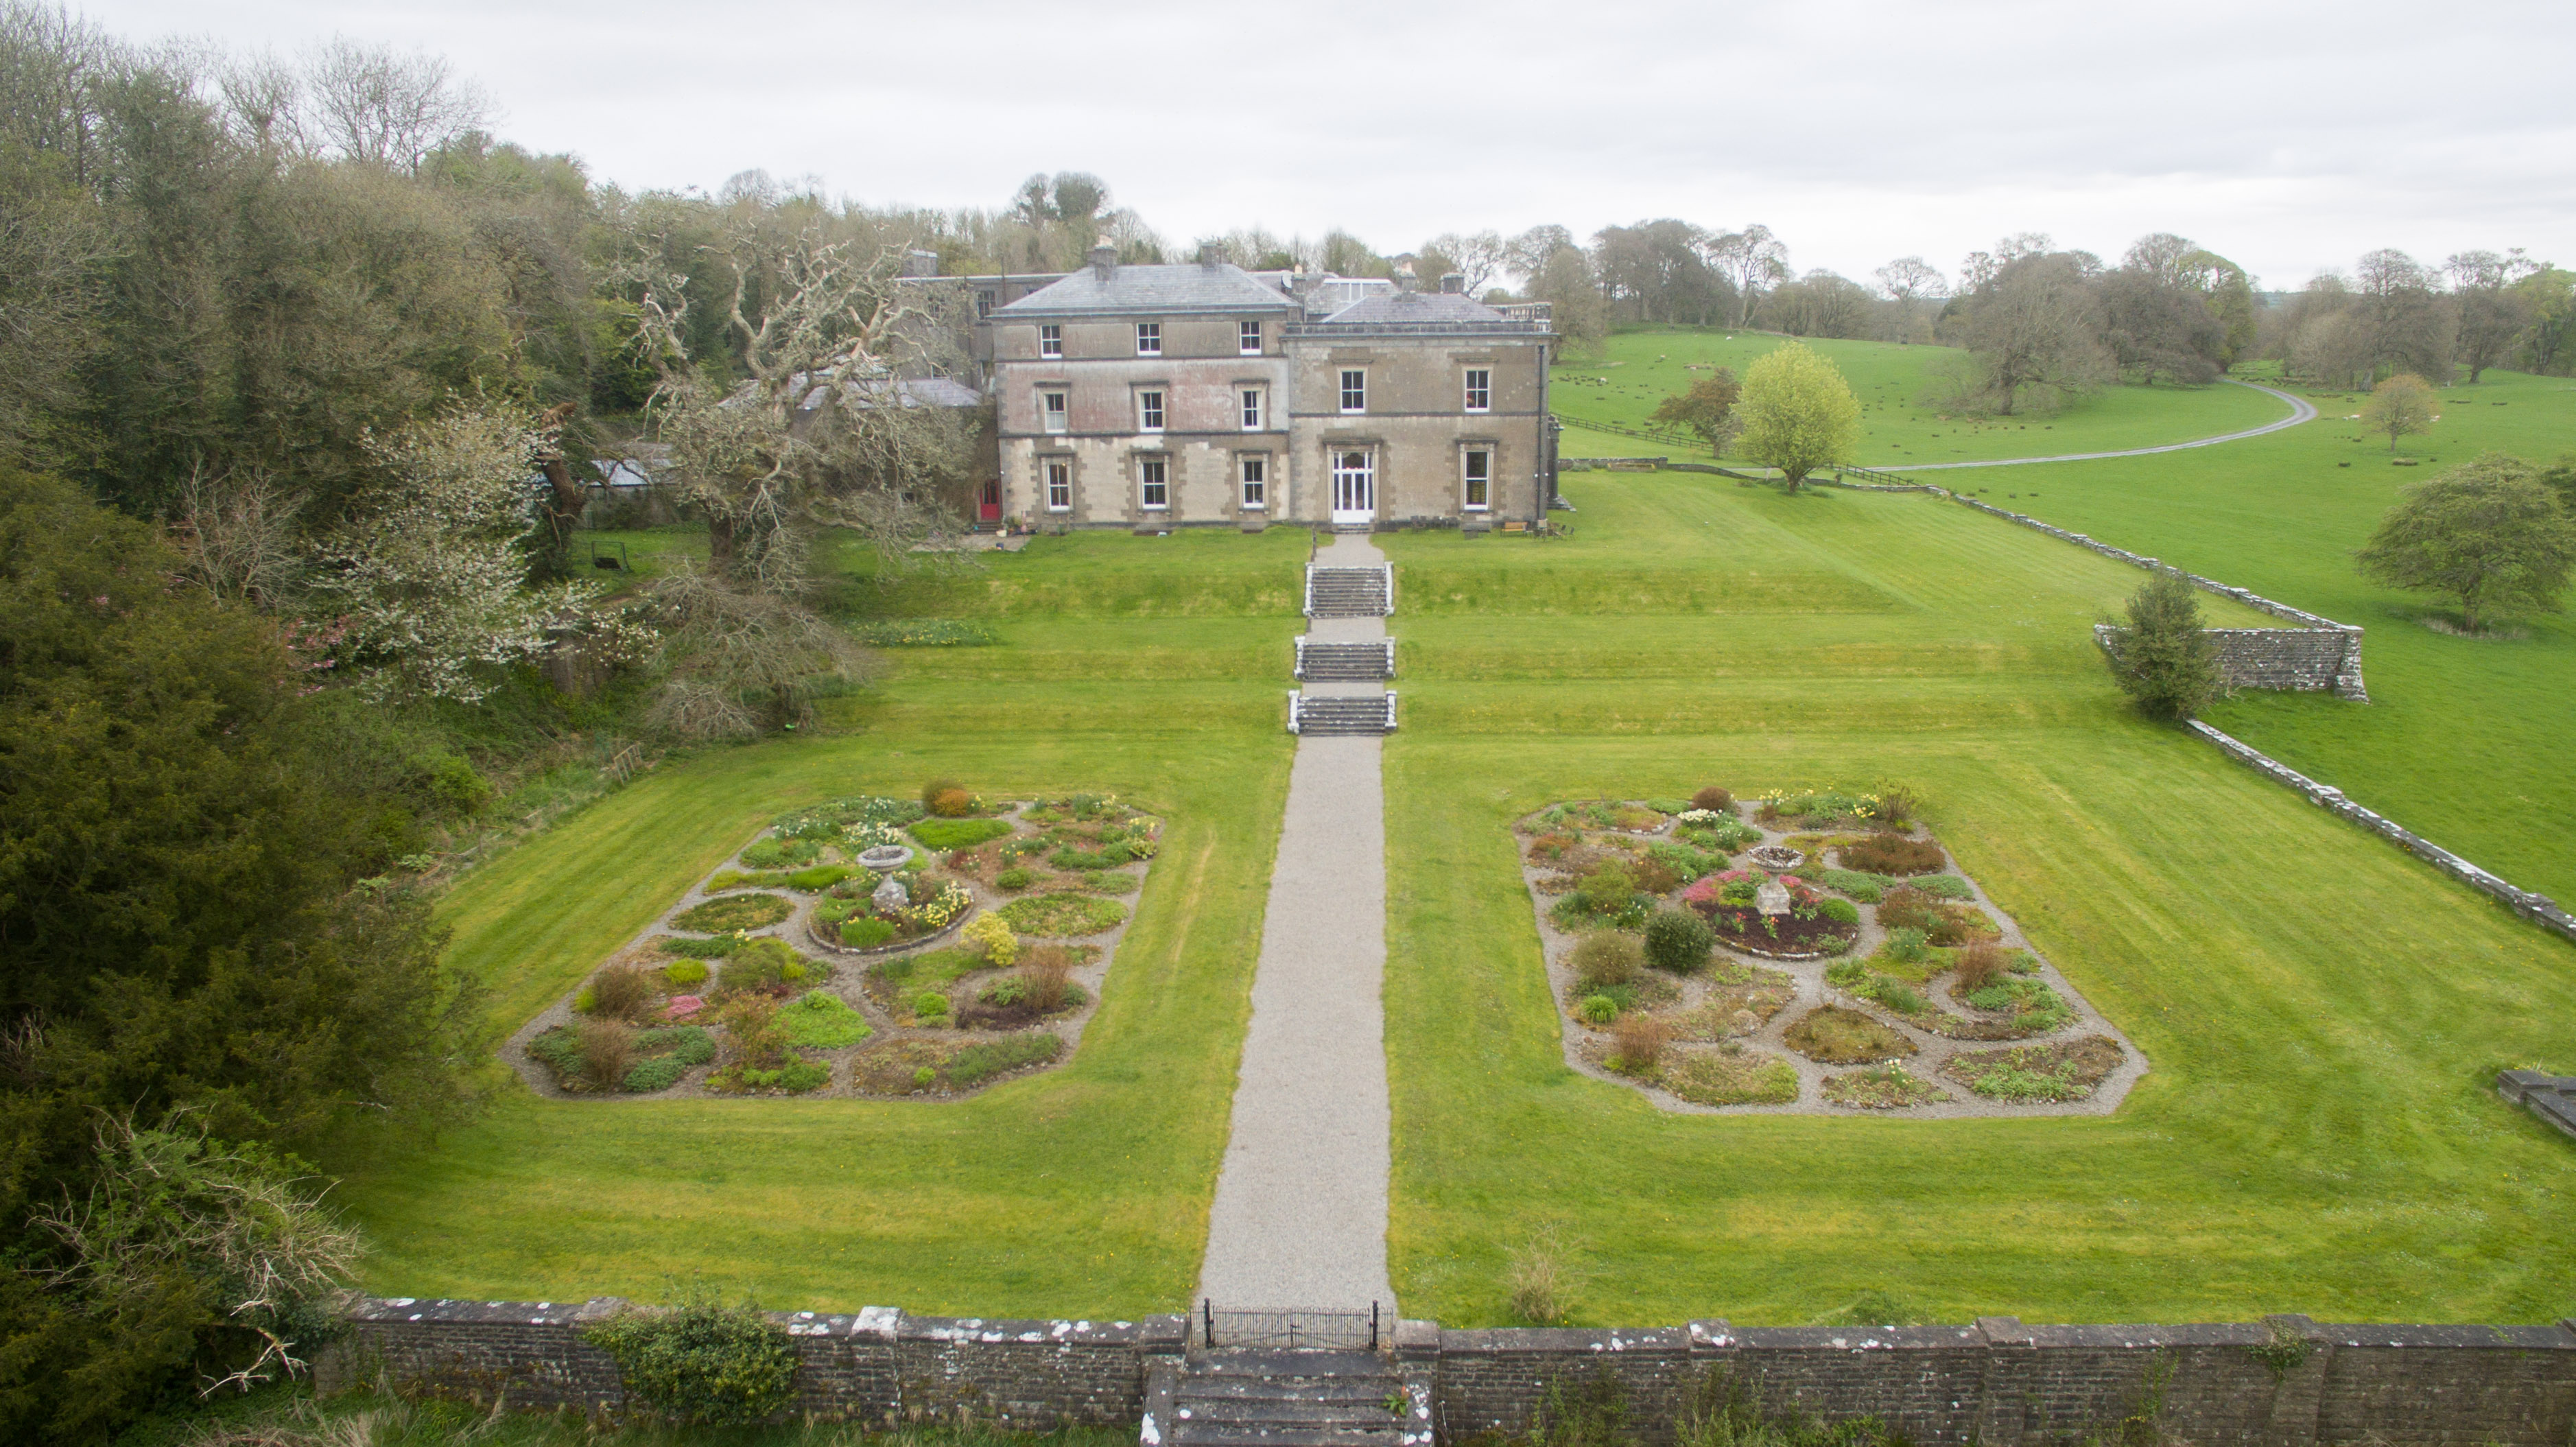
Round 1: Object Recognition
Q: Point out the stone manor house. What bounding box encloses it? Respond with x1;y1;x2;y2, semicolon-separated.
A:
909;244;1560;531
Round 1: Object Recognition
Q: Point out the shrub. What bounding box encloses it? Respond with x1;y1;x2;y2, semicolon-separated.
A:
785;864;855;893
528;1026;583;1077
1838;834;1945;875
739;836;821;870
949;1032;1063;1086
920;777;966;808
1690;786;1735;812
1952;941;2009;992
579;1291;799;1426
1882;927;1930;964
1876;886;1938;934
1576;861;1635;916
996;867;1035;891
980;976;1028;1007
1906;873;1973;900
912;817;1013;851
1579;994;1620;1024
1629;857;1681;896
839;917;897;949
775;989;873;1048
2104;570;2220;720
1782;1006;1914;1065
929;788;974;819
635;1026;717;1067
1642;909;1713;973
1874;782;1921;829
1609;1013;1675;1075
579;1018;633;1089
672;893;791;934
1819;898;1860;926
584;965;654;1022
962;914;1017;966
1569;932;1645;991
913;991;950;1019
663;959;710;988
657;934;737;960
718;938;809;996
1823;958;1865;989
1817;869;1891;902
1024;946;1075;1012
623;1056;687;1092
996;893;1128;937
1860;977;1927;1015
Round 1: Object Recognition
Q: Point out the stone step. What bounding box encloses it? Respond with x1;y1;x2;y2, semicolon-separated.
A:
1291;697;1392;736
1297;642;1393;681
1181;1396;1402;1422
1181;1380;1398;1406
1170;1425;1397;1447
1185;1350;1391;1378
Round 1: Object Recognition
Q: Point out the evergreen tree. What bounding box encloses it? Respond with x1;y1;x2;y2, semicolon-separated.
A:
2105;570;2219;720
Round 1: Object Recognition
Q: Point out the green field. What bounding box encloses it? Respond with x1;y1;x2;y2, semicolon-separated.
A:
1379;475;2576;1326
342;366;2576;1328
1552;327;2285;464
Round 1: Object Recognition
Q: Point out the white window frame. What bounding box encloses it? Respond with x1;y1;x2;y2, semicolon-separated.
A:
1045;458;1072;512
1039;324;1062;358
1463;447;1492;511
1135;321;1161;356
1040;388;1068;434
1240;387;1264;432
1139;456;1169;510
1137;389;1166;433
1240;320;1263;355
1464;368;1491;413
1339;368;1367;414
1239;454;1267;509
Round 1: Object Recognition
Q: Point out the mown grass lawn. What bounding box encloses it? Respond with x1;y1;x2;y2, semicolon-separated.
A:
1552;327;2284;463
1380;475;2576;1328
329;539;1304;1317
1924;367;2576;903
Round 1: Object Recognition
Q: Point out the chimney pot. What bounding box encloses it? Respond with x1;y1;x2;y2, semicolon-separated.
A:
1394;261;1418;294
1441;272;1465;294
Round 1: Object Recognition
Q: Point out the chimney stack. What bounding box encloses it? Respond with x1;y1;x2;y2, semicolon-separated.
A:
1197;242;1224;269
1089;235;1117;281
1394;260;1418;294
1441;272;1465;294
902;249;940;278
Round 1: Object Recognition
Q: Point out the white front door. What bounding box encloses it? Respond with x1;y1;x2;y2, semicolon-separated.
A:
1330;449;1375;526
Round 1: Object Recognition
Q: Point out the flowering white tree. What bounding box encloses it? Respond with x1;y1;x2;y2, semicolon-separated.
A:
309;403;648;703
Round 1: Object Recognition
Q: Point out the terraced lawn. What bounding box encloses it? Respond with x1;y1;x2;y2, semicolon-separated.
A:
1380;475;2576;1328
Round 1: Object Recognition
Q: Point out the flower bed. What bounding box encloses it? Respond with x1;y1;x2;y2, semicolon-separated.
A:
1681;871;1860;958
1659;1046;1800;1107
1823;1062;1945;1109
513;785;1157;1103
1940;1037;2127;1102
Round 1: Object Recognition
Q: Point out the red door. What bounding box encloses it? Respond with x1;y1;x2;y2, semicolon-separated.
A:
978;480;1002;523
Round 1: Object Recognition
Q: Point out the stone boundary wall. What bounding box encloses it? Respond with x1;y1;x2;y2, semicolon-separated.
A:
2188;721;2576;946
2096;623;2359;694
324;1298;2576;1444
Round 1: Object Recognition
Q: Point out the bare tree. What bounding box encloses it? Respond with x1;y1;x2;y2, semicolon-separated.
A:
0;1;128;189
1947;249;2114;414
0;161;105;451
1873;256;1948;305
172;462;306;606
1423;230;1506;293
2353;247;2454;382
1957;233;2053;293
2446;248;2539;384
301;35;492;172
1504;224;1575;287
1705;224;1788;327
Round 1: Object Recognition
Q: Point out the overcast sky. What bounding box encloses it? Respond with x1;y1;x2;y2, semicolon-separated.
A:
80;0;2576;291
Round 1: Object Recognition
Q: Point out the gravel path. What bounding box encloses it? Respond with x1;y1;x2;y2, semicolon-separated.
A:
1197;532;1395;1316
1882;379;2315;471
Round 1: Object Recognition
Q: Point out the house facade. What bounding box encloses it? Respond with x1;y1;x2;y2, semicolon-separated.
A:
986;246;1556;530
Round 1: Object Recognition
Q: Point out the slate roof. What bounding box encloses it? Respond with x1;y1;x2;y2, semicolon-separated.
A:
1318;291;1509;326
993;263;1298;317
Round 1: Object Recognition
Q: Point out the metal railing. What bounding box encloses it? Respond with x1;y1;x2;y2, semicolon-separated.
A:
1201;1300;1380;1351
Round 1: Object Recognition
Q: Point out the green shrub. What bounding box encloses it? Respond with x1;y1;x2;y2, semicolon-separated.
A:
657;935;737;960
739;836;823;870
774;990;873;1049
703;869;795;893
1577;861;1635;916
718;938;809;994
1070;869;1139;895
911;817;1013;851
1642;909;1714;972
1819;897;1860;925
1906;874;1973;900
913;991;950;1018
529;1026;584;1076
949;1032;1062;1086
623;1056;687;1092
584;964;654;1021
1882;927;1930;964
1860;977;1928;1015
1579;994;1620;1024
634;1026;717;1067
1824;958;1865;989
980;976;1029;1007
840;917;897;949
1838;834;1945;875
661;958;710;988
672;893;791;934
996;867;1035;891
996;893;1128;937
785;864;855;893
1691;786;1735;812
1817;869;1891;902
1569;932;1645;991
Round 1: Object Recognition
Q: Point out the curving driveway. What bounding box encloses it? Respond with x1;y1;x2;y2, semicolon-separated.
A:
1873;379;2316;471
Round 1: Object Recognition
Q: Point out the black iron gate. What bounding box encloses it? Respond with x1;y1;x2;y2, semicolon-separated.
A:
1200;1300;1380;1351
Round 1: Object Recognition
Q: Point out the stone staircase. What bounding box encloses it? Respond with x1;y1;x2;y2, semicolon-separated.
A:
1305;566;1393;619
1297;639;1395;682
1157;1350;1422;1447
1288;695;1395;736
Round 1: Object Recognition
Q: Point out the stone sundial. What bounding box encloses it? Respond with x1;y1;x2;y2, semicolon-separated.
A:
1754;875;1793;916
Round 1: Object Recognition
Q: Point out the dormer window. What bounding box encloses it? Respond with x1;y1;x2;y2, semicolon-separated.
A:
1240;320;1263;354
1040;324;1062;358
1135;322;1161;356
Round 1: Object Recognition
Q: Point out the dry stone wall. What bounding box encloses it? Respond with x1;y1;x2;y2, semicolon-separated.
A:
322;1297;2576;1444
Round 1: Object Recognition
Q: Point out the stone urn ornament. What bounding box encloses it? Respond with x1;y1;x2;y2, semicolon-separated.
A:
871;875;910;913
857;843;912;872
1754;875;1793;917
1746;843;1804;872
